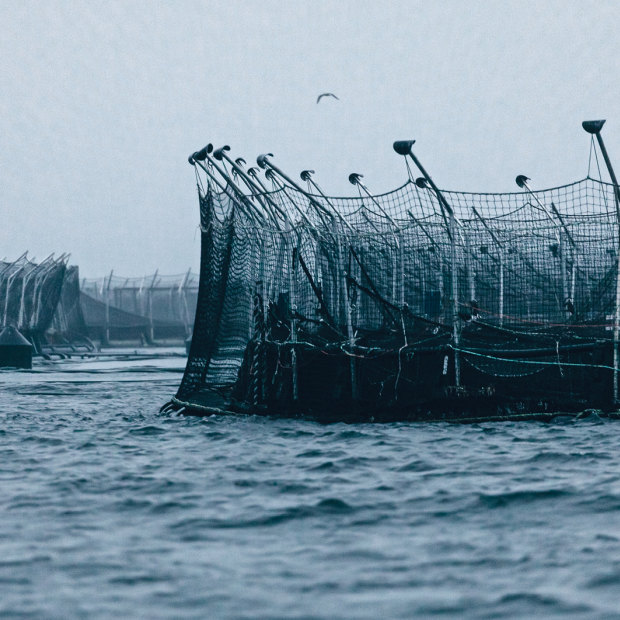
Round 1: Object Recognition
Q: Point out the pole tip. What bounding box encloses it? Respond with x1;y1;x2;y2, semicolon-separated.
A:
257;153;273;169
193;144;213;161
515;175;530;189
582;120;606;135
213;145;231;161
393;140;415;155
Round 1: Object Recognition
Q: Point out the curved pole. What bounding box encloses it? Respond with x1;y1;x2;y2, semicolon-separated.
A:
300;170;355;234
234;161;291;226
257;154;335;223
583;120;620;404
472;205;504;326
515;176;562;244
516;175;576;316
191;147;265;224
247;166;302;227
393;140;455;233
348;173;404;310
213;146;284;229
203;151;267;223
348;173;400;232
190;155;263;224
583;120;620;220
393;140;460;385
189;150;228;194
414;177;456;240
287;170;357;398
263;168;315;229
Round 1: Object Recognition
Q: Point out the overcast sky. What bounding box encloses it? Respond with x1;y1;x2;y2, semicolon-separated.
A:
1;0;619;277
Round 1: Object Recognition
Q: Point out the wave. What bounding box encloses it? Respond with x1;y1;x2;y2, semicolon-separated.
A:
169;498;355;535
476;488;572;509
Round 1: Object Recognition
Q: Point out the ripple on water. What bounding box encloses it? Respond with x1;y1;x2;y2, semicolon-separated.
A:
168;498;356;535
476;488;573;510
128;425;167;435
2;356;620;618
396;459;436;472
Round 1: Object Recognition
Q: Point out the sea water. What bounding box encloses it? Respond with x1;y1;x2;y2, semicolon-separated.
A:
1;349;619;619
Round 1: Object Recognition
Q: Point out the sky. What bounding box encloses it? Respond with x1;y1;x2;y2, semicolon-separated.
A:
1;0;619;278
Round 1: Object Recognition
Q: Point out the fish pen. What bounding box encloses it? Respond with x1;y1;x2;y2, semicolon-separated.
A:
164;120;620;422
47;265;91;350
81;271;198;343
0;253;90;353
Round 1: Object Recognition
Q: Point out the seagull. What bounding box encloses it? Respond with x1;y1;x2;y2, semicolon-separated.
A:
316;92;339;104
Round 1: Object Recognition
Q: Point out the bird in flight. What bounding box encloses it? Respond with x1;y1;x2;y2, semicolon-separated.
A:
316;93;339;104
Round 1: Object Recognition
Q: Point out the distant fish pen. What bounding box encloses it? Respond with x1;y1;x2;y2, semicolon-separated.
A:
80;271;198;344
164;120;620;422
0;253;90;354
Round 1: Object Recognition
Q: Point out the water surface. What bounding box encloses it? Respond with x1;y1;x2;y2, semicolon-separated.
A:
1;349;619;618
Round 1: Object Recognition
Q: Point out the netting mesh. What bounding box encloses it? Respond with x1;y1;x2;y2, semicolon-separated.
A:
50;266;89;342
0;254;68;336
175;171;619;416
81;272;198;327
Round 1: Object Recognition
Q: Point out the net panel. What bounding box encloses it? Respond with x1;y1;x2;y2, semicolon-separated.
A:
0;255;69;335
50;265;89;341
81;271;199;337
176;175;619;408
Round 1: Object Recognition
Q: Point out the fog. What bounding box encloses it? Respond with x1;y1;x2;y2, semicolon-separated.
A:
1;0;618;276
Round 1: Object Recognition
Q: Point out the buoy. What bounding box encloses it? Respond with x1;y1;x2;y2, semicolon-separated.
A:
0;326;33;369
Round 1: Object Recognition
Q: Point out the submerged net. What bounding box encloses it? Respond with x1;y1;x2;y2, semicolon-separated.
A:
175;169;620;412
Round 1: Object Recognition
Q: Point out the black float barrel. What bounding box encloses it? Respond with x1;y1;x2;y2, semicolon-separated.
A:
0;326;33;369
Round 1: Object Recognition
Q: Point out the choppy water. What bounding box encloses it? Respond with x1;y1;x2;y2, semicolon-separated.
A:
1;349;620;619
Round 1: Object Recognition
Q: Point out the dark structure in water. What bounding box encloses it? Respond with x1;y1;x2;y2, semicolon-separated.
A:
0;254;91;355
0;326;33;368
164;120;620;422
80;272;198;344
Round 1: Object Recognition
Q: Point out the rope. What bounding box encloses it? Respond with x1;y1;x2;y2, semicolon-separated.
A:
451;344;616;372
181;160;620;414
588;135;594;178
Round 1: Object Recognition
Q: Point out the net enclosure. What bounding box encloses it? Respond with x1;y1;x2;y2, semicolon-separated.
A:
166;121;620;422
81;271;198;343
0;254;89;352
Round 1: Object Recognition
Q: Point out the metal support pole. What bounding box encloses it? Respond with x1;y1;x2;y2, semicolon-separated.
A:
499;250;504;327
450;213;461;386
105;269;113;345
180;268;192;338
148;270;158;344
342;242;358;401
289;235;299;403
394;140;460;383
583;120;620;404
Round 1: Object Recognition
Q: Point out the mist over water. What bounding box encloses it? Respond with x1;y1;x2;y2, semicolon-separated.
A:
1;352;620;618
2;1;619;276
